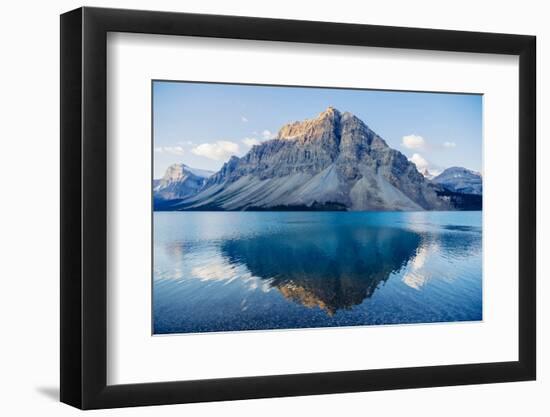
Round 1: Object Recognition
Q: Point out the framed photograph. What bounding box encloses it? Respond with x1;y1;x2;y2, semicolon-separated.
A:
60;6;536;409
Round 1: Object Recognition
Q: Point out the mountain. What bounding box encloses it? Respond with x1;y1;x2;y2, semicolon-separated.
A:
172;107;452;211
432;167;482;195
154;163;213;202
421;168;437;180
220;223;422;314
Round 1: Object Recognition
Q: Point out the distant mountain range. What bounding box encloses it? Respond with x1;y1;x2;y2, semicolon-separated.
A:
432;166;482;195
154;107;482;211
154;163;213;202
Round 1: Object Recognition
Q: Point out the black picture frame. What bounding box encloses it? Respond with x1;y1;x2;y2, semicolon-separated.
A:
60;6;536;410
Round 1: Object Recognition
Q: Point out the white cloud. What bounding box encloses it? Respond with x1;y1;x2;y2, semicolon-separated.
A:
154;146;185;156
241;116;248;123
191;261;236;282
409;153;430;171
402;134;426;149
262;129;275;140
408;153;442;178
242;137;261;147
191;141;240;161
402;245;432;290
403;135;456;152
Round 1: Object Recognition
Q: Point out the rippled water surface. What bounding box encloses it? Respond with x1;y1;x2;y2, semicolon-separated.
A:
153;211;482;334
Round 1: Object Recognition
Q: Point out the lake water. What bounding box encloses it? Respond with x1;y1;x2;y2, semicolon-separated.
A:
153;211;482;334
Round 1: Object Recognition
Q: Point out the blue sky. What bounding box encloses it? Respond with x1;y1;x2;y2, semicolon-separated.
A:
153;81;482;179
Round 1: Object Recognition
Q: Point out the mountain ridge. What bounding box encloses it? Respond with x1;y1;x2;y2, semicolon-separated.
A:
157;107;459;211
432;166;482;195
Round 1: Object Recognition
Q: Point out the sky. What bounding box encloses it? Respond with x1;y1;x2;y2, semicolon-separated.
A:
153;81;482;179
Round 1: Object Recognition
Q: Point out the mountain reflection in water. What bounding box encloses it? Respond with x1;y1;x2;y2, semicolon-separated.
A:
220;226;421;315
153;211;482;334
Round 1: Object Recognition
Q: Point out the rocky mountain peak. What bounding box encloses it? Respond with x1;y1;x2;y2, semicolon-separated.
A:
320;105;341;118
160;163;213;182
277;106;343;141
162;163;189;182
154;163;214;203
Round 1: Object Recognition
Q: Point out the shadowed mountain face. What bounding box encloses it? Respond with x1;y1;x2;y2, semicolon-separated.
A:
220;224;422;314
172;107;452;211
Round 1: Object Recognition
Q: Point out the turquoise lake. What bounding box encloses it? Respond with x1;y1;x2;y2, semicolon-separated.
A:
153;211;482;334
